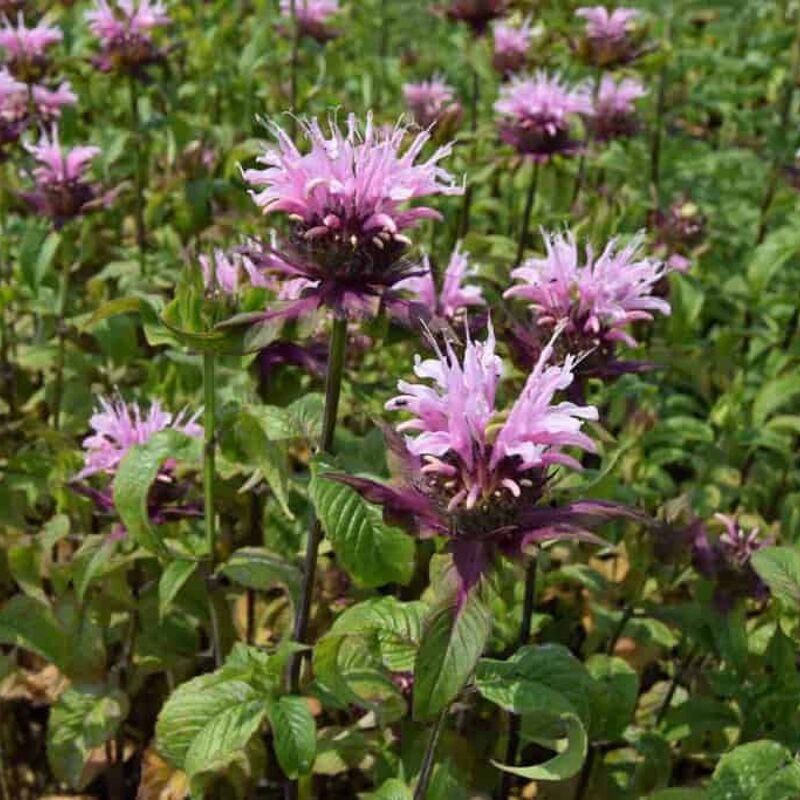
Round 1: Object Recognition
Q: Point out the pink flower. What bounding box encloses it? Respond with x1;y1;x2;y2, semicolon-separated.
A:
325;325;639;602
0;66;26;147
0;13;62;81
199;248;267;296
242;113;461;320
590;75;646;141
505;231;669;349
492;16;534;75
77;396;202;480
22;127;117;225
85;0;170;73
575;6;643;66
395;243;484;320
403;78;461;131
443;0;507;36
279;0;339;43
495;72;593;160
31;81;77;119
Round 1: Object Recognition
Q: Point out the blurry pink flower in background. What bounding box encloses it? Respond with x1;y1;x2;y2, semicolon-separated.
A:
85;0;170;73
395;243;484;321
0;13;62;81
443;0;507;36
590;74;646;140
505;231;669;350
575;6;644;67
0;66;26;149
243;112;462;320
492;16;534;76
279;0;339;43
403;77;462;132
31;81;77;118
22;127;118;225
199;248;268;296
495;72;593;160
77;396;202;480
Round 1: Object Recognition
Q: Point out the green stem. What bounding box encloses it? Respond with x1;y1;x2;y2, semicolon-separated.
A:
0;726;10;800
52;245;70;432
496;558;537;800
650;8;673;208
203;351;222;668
457;45;480;239
0;176;15;417
514;160;540;267
289;0;300;138
128;76;147;273
413;707;448;800
287;315;348;691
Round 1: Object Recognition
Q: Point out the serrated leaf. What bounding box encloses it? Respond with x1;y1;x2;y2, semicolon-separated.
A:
310;472;414;588
113;429;202;559
220;547;301;602
413;594;491;720
752;546;800;608
159;559;198;620
267;696;316;779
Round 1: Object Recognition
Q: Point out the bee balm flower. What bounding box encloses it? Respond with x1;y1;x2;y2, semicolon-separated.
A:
575;6;644;67
0;13;62;82
243;113;462;321
85;0;170;74
0;67;26;150
443;0;507;36
492;16;534;76
590;75;646;141
279;0;339;43
326;326;637;602
403;78;462;133
199;249;268;296
495;72;593;161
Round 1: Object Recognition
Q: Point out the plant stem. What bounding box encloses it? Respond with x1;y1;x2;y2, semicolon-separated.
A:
514;160;540;267
458;46;480;239
52;243;69;432
0;729;10;800
289;0;300;138
650;8;673;208
573;745;597;800
655;644;697;725
128;76;147;273
0;177;14;418
203;351;222;668
496;558;537;800
413;707;448;800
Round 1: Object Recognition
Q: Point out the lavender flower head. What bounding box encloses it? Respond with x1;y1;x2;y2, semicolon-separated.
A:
395;243;484;322
0;66;26;149
575;6;643;67
590;75;646;141
506;231;669;350
492;16;534;76
692;514;772;612
495;72;593;161
403;78;462;133
32;81;77;119
279;0;339;43
649;197;706;273
85;0;170;74
243;113;462;321
0;13;62;82
326;325;638;601
443;0;507;36
77;396;202;480
22;127;117;226
199;248;267;296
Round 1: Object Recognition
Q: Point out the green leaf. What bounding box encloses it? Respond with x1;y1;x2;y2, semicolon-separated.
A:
267;696;316;779
709;740;798;800
7;541;46;602
413;594;491;720
747;224;800;294
491;712;587;782
366;778;414;800
113;429;202;559
648;790;707;799
752;546;800;608
586;655;639;741
72;535;116;603
220;547;301;601
753;376;800;427
82;295;141;329
310;472;414;588
0;595;67;668
47;687;128;789
158;559;199;620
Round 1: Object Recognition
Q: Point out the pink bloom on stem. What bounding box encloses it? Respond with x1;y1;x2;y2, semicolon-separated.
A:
26;127;100;185
279;0;339;43
32;81;77;119
403;77;460;130
85;0;170;73
0;13;62;81
242;112;461;320
575;6;643;66
77;396;202;480
492;16;534;76
395;242;484;321
495;72;593;160
590;75;646;141
0;66;26;148
443;0;507;36
199;248;267;296
505;231;669;350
